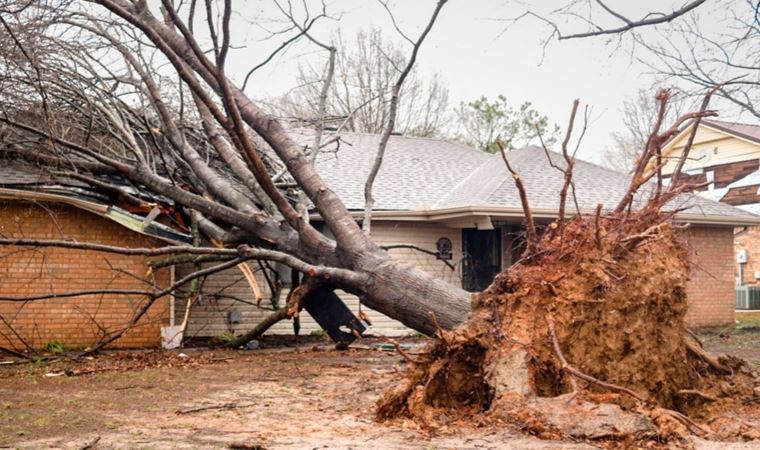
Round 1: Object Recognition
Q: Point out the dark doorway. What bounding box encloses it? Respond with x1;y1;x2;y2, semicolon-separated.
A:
462;228;502;292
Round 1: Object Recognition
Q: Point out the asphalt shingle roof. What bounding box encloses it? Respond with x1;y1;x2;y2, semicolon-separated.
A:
704;119;760;145
1;132;755;223
312;133;758;221
313;133;488;211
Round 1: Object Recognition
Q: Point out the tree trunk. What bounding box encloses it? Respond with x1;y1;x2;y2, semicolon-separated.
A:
359;261;471;335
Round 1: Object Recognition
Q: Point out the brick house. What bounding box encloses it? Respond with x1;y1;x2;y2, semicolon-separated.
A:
1;134;757;350
178;134;758;338
0;201;173;349
660;120;760;306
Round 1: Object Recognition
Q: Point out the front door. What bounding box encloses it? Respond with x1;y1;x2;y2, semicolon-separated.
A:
462;228;502;292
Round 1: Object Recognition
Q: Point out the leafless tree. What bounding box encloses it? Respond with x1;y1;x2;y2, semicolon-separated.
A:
639;0;760;120
271;28;450;138
603;88;689;171
0;0;718;354
506;1;706;40
0;0;467;347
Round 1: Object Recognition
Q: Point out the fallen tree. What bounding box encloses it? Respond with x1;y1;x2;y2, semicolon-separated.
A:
0;1;718;351
0;0;469;349
378;93;760;444
0;1;756;444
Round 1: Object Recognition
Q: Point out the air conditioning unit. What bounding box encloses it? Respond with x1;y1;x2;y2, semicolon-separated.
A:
736;286;760;310
737;249;749;264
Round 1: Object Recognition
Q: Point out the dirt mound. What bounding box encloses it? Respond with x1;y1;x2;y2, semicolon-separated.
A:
377;210;759;444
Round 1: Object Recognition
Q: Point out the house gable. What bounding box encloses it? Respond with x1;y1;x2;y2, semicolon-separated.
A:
661;121;760;175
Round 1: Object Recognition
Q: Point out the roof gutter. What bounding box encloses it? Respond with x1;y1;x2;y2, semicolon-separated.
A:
0;187;109;216
310;205;760;227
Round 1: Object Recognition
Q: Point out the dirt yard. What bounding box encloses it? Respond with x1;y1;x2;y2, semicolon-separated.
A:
1;334;758;450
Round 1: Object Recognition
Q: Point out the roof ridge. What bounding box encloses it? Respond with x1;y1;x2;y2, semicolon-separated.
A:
432;153;503;208
328;131;488;156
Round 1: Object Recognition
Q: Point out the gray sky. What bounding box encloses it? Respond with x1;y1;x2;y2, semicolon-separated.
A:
222;0;743;164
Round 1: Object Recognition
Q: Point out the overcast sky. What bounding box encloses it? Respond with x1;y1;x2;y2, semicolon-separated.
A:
220;0;745;164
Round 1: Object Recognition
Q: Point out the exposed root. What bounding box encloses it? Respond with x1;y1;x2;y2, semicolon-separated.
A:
676;389;718;402
378;93;758;445
377;210;758;445
684;333;733;375
388;338;424;364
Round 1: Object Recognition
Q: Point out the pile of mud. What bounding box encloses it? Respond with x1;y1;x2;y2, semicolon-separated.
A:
377;210;758;444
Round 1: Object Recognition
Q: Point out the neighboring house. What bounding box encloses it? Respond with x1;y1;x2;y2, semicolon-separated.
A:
0;132;757;350
660;120;760;302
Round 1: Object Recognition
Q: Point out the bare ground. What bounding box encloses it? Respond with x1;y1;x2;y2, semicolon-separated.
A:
0;334;758;450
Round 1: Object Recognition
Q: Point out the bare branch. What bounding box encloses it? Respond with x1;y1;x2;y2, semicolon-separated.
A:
362;0;449;235
497;140;537;253
559;0;706;40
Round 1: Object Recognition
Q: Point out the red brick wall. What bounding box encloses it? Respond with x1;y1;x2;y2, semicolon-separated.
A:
684;225;735;328
0;201;171;350
735;226;760;286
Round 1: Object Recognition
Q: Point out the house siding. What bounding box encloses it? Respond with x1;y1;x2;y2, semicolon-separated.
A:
176;221;463;338
0;202;171;350
685;225;736;328
662;126;758;175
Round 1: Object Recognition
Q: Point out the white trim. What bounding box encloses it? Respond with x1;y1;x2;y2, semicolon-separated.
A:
311;205;760;227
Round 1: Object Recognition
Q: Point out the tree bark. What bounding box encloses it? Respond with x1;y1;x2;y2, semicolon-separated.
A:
360;261;471;335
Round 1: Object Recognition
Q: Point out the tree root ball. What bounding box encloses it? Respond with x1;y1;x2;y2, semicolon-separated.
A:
376;210;759;444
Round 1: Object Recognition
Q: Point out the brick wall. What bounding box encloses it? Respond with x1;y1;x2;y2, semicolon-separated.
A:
684;225;736;327
719;185;760;206
0;201;171;350
735;226;760;286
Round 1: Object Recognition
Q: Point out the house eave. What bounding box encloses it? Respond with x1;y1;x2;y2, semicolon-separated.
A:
310;205;760;227
0;187;192;244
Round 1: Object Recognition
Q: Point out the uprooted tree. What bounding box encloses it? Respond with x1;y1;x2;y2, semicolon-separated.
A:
377;93;760;441
0;0;757;442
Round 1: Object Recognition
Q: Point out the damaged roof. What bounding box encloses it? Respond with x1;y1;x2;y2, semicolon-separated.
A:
1;131;758;230
0;163;193;244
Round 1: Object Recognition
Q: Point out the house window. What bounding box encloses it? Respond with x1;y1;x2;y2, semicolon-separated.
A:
462;228;502;292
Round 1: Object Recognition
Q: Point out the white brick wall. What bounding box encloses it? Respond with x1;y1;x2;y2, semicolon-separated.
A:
176;221;463;338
